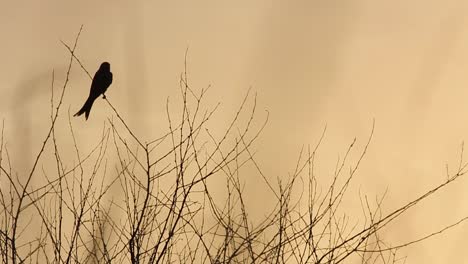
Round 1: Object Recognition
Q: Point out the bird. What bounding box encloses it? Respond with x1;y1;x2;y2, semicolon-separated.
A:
74;62;113;120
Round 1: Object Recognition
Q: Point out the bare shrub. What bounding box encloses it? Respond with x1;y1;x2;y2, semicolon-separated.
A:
1;27;467;264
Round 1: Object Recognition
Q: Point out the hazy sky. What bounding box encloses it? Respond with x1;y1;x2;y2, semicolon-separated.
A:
1;1;468;262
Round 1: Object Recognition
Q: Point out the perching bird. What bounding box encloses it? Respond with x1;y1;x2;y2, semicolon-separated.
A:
74;62;113;120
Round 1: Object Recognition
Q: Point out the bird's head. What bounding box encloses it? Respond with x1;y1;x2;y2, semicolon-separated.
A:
100;62;111;72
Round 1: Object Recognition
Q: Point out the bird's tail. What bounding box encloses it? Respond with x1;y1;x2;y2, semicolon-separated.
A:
74;97;94;120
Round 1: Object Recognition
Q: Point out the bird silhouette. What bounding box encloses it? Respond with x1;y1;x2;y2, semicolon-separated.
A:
74;62;113;120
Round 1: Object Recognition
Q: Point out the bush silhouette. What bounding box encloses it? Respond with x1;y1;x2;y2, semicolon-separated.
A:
1;27;467;264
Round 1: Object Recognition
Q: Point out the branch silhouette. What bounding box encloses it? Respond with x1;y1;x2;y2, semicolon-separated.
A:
1;26;467;264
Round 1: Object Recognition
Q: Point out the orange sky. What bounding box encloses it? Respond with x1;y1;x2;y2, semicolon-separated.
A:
1;1;468;262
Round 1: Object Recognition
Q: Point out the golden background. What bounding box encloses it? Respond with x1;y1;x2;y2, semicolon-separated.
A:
1;1;468;262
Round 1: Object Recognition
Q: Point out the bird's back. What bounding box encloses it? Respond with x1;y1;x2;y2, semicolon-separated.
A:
90;69;113;97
